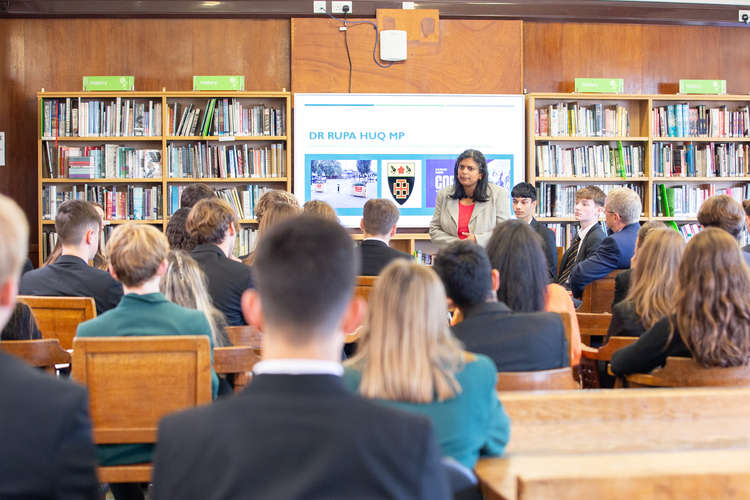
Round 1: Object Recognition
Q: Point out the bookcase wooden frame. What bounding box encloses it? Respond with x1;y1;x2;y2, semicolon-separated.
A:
36;90;291;266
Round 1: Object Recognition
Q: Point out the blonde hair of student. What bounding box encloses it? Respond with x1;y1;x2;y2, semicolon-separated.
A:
625;228;685;330
106;224;169;287
347;260;464;403
0;194;29;284
160;250;229;347
244;201;301;265
255;190;299;223
671;228;750;367
302;200;338;222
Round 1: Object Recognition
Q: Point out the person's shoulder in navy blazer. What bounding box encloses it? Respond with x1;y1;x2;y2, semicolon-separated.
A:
358;198;412;276
358;239;412;276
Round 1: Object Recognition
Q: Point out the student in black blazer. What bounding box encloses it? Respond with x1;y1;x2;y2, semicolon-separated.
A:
433;241;569;371
358;198;412;276
153;216;450;500
511;183;557;278
187;198;253;326
0;194;100;500
20;200;123;314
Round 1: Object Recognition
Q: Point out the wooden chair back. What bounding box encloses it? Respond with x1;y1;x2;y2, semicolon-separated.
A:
580;336;638;388
496;367;580;391
0;338;71;373
225;325;262;348
576;311;612;345
578;270;619;313
354;275;377;302
214;345;261;393
556;246;564;271
17;295;96;350
72;336;212;483
626;357;750;388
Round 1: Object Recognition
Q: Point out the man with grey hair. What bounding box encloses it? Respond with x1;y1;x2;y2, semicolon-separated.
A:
570;187;641;299
358;198;412;275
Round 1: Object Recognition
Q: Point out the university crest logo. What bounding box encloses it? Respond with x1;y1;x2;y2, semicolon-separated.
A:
387;161;415;205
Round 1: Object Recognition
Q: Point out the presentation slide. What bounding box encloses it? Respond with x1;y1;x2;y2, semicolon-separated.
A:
294;94;525;227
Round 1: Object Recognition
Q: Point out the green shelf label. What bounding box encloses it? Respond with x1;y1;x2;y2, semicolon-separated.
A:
192;76;245;91
82;76;135;91
574;78;624;93
679;79;726;95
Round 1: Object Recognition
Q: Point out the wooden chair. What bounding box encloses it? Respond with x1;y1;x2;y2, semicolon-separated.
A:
72;336;212;483
576;311;612;345
214;345;261;393
354;275;377;302
626;357;750;388
225;325;262;348
577;270;620;313
0;338;71;373
496;367;580;391
17;295;96;350
580;336;638;388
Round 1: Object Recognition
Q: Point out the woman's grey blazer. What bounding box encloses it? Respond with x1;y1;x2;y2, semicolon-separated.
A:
429;183;510;248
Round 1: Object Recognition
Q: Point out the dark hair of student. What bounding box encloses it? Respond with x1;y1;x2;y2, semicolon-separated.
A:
54;200;101;246
252;216;359;338
697;194;745;240
433;241;493;310
485;220;548;313
180;184;216;209
1;303;42;341
510;182;537;201
449;149;490;202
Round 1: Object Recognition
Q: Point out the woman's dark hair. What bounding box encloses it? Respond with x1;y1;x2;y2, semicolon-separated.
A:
1;303;42;341
450;149;490;202
485;220;549;312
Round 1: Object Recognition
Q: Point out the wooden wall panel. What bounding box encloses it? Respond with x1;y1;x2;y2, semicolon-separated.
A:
291;18;523;94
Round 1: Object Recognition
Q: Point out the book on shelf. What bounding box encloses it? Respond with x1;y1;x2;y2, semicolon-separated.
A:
535;143;644;177
42;97;161;138
537;183;644;219
42;184;162;221
653;183;750;218
43;144;162;179
234;227;258;258
534;102;630;137
167;143;285;179
167;99;285;137
168;184;271;219
652;103;750;138
652;142;748;178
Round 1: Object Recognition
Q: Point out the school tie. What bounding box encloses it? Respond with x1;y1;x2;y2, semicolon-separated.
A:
557;233;581;286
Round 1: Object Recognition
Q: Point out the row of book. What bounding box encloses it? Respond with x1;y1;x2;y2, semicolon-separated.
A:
534;103;630;137
168;184;272;220
673;223;750;246
537;183;645;218
652;104;750;138
42;98;162;138
168;99;285;137
166;143;285;179
652;142;749;178
545;222;583;248
44;144;162;179
652;183;749;218
535;143;644;178
42;185;162;220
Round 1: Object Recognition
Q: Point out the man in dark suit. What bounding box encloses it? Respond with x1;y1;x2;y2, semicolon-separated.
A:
152;216;450;500
188;197;253;326
555;186;607;289
433;241;569;371
20;199;123;314
0;194;100;499
358;198;412;276
511;182;557;279
570;187;641;299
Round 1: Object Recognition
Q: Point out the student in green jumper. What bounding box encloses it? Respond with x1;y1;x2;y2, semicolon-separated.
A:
76;223;218;500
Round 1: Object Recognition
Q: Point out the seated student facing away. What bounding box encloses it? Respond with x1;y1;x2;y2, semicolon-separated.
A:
555;186;607;289
152;216;450;500
486;220;581;365
1;302;42;341
187;198;253;326
434;241;569;371
0;194;100;499
611;221;665;309
303;199;339;222
358;198;412;276
21;199;123;314
697;194;750;267
511;182;558;279
344;259;509;469
242;199;301;265
76;224;218;500
569;187;641;299
165;184;216;251
611;228;750;376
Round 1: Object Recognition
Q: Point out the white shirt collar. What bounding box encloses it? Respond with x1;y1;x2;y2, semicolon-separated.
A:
253;359;344;376
577;221;599;241
363;236;389;245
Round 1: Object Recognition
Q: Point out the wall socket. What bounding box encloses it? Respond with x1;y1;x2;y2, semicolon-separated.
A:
313;1;326;14
332;1;352;14
740;9;750;23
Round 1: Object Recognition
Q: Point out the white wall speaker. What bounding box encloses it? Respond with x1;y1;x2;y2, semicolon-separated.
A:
380;30;407;62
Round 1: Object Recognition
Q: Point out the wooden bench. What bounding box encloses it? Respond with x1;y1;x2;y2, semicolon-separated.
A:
214;345;261;393
578;270;619;313
496;367;579;391
225;325;262;348
626;357;750;388
17;295;96;350
72;336;212;483
576;311;612;345
354;275;377;303
580;335;637;388
0;338;71;373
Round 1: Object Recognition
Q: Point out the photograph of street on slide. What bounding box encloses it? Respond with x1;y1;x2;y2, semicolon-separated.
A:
310;159;377;208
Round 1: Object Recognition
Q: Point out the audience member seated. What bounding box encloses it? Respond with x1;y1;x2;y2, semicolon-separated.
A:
611;228;750;376
697;194;750;266
611;221;666;308
555;186;607;289
743;199;750;254
487;220;581;365
76;223;218;500
1;302;42;341
165;184;216;251
607;228;684;340
243;200;301;265
434;241;569;371
187;198;253;326
0;194;100;499
511;182;557;279
357;198;412;276
570;187;641;299
344;259;509;469
21;199;123;314
152;216;450;500
254;189;300;225
303;199;338;221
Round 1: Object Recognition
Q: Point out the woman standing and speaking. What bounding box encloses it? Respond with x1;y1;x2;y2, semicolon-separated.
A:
429;149;510;248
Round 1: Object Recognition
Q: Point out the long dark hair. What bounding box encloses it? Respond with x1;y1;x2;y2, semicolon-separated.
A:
486;220;548;312
450;149;490;202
